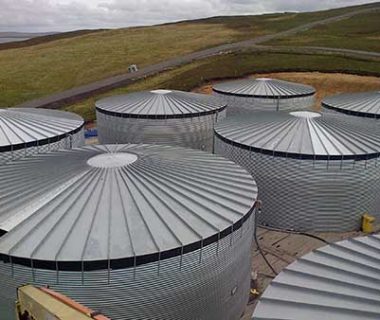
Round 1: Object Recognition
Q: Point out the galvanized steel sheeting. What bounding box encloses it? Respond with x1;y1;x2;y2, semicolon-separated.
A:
252;234;380;320
321;107;380;133
322;91;380;118
96;90;226;151
0;108;84;163
0;202;255;320
0;108;84;149
212;78;315;98
214;112;380;160
0;129;84;164
0;144;257;265
0;143;257;319
97;109;226;151
213;78;315;115
95;90;226;117
213;92;315;116
214;113;380;231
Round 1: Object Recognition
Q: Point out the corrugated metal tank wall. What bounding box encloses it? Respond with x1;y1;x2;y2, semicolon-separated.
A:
321;107;380;134
215;135;380;232
213;92;315;116
0;128;85;164
97;110;226;151
322;105;380;119
322;91;380;119
0;213;254;320
322;106;378;118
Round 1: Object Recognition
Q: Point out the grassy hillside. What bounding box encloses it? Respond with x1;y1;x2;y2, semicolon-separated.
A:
188;2;380;39
64;50;380;121
265;10;380;52
0;2;378;108
0;30;102;51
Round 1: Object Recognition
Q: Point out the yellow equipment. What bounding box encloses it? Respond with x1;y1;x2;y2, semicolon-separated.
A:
362;213;376;233
16;285;110;320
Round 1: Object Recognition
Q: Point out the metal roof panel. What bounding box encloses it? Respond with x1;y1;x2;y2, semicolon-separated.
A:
322;91;380;118
214;111;380;160
0;144;257;268
252;234;380;320
213;78;315;98
95;90;226;117
0;108;84;151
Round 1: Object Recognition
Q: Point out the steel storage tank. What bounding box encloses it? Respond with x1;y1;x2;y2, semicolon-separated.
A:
214;111;380;232
252;234;380;320
322;91;380;125
96;90;227;151
0;144;257;320
0;108;84;164
212;78;315;116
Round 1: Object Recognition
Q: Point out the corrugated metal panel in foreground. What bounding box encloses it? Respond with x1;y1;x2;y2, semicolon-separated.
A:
252;234;380;320
0;144;257;320
214;111;380;231
212;78;315;116
96;90;226;151
0;108;84;164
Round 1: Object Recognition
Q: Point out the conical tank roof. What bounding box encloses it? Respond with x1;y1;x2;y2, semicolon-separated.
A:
0;108;84;152
214;111;380;160
95;90;226;118
322;91;380;118
252;234;380;320
212;78;315;98
0;144;257;270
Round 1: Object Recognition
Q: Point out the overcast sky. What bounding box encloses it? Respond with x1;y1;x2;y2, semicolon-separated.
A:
1;0;379;32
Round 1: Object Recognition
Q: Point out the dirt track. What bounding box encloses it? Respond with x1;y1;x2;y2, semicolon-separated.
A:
15;5;380;110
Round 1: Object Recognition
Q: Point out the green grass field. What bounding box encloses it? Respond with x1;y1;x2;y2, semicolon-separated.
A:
64;51;380;121
1;2;378;108
0;30;102;51
265;10;380;52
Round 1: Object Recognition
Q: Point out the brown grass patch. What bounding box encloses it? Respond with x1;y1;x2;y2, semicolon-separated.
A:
266;14;298;21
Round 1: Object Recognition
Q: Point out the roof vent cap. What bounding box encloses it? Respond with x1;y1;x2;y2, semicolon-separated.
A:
290;111;321;119
150;90;172;95
87;153;138;168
